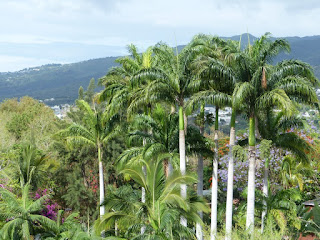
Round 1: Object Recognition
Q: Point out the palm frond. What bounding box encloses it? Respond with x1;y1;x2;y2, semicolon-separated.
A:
256;89;295;116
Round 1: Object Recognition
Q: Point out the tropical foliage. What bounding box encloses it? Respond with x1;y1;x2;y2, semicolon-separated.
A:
0;33;319;240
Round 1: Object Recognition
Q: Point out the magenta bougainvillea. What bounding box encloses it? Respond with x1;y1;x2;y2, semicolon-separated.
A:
33;188;59;220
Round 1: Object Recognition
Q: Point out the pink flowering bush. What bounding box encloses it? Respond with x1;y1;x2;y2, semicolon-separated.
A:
33;188;59;220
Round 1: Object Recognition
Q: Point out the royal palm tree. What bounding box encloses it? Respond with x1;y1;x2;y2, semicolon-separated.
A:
58;100;120;218
235;111;314;232
99;45;161;234
95;156;209;239
187;35;237;239
0;184;56;239
133;42;197;227
258;139;273;233
98;44;155;117
232;32;318;232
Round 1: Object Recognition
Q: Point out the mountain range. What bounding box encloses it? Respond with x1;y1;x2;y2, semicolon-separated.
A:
0;34;319;105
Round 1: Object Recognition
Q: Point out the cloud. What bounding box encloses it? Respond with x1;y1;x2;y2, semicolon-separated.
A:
0;55;57;72
2;0;319;44
0;0;319;71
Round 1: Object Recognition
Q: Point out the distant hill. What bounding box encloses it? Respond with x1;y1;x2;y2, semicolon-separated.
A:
0;34;319;105
0;57;117;105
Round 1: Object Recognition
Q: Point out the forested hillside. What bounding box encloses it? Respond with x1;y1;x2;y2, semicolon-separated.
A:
0;57;117;105
0;34;319;105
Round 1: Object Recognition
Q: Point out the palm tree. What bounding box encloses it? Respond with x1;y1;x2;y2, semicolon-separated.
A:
118;104;213;176
257;187;302;232
41;210;103;240
41;210;79;239
232;32;318;232
281;155;312;191
98;44;155;117
187;35;236;239
58;100;120;218
119;104;179;174
95;156;209;239
256;110;313;231
234;111;314;232
0;184;56;239
2;139;56;190
98;44;157;234
258;139;273;233
133;42;196;227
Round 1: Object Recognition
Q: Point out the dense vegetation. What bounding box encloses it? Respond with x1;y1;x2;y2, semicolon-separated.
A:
1;33;320;240
0;34;320;106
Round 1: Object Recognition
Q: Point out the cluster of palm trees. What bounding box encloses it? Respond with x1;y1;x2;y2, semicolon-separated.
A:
57;33;318;239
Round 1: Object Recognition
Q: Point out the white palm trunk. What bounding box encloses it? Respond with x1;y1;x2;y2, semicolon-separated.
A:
99;160;105;217
225;126;235;240
196;126;204;240
261;159;269;233
246;145;256;232
168;105;175;177
178;106;187;227
180;128;187;227
141;138;147;234
211;130;218;240
196;104;205;240
98;144;106;238
168;161;173;176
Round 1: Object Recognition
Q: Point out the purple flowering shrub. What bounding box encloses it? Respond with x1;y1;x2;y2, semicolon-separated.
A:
32;188;59;220
216;143;283;193
209;122;318;196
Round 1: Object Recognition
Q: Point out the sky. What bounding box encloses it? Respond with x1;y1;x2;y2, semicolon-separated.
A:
0;0;320;72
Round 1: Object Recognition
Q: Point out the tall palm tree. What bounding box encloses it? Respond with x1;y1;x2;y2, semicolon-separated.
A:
232;32;318;232
133;42;196;227
236;111;314;232
187;35;236;239
98;44;155;117
258;139;273;233
58;100;120;218
0;184;56;239
95;157;209;239
98;44;157;234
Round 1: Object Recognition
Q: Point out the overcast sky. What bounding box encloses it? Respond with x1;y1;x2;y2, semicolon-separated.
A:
1;0;320;72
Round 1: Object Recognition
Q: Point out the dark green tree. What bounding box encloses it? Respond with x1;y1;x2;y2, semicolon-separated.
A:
85;78;96;104
78;86;85;100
